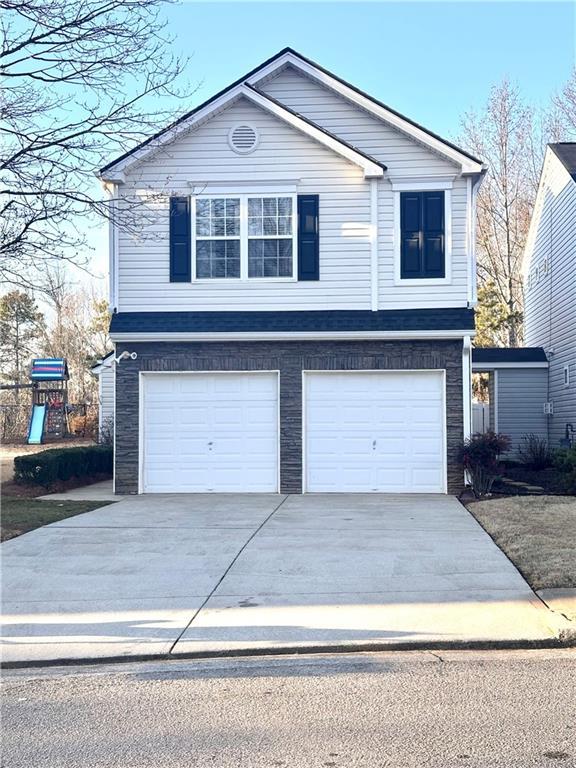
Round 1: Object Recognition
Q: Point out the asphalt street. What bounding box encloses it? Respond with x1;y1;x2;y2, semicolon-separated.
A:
2;650;576;767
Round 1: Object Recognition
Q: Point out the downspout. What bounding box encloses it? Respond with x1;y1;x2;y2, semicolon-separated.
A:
463;334;472;486
469;169;487;307
370;177;379;312
103;181;119;313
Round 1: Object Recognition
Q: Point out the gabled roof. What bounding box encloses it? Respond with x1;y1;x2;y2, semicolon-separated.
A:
549;143;576;181
100;48;484;181
100;83;384;181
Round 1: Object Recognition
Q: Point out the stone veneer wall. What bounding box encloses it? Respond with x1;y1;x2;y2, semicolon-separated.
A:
114;339;464;494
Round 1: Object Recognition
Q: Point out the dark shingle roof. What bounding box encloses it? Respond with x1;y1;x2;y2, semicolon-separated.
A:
472;347;548;364
110;308;475;335
550;143;576;181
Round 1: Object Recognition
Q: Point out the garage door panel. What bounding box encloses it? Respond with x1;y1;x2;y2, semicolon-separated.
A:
309;466;373;491
142;373;278;493
413;436;443;456
305;372;445;493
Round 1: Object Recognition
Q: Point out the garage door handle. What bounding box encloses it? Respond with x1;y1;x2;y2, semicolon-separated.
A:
372;440;376;449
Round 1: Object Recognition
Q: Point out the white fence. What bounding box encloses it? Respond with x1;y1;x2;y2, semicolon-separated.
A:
472;402;490;434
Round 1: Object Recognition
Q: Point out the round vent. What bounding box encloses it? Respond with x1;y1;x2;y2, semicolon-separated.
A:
229;124;259;154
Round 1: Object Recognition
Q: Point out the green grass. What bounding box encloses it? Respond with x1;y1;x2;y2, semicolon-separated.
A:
1;499;112;541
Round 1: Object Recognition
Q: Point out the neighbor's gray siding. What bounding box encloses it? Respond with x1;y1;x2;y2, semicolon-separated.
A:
495;369;549;456
524;149;576;447
114;339;464;495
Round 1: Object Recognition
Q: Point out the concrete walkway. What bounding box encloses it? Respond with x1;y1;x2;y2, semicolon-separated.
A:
1;494;567;665
38;479;122;502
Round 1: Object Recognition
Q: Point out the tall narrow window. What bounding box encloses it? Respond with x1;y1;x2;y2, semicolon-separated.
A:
400;191;445;279
248;196;294;278
195;197;241;278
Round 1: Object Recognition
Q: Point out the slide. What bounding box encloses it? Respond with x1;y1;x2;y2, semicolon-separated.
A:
27;404;46;445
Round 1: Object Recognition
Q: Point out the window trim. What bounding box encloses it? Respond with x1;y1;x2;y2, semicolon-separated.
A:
393;180;453;286
191;193;298;282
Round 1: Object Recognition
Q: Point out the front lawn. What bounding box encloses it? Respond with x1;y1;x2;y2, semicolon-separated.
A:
467;495;576;591
1;498;112;541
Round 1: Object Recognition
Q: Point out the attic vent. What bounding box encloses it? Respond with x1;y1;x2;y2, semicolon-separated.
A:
229;124;259;154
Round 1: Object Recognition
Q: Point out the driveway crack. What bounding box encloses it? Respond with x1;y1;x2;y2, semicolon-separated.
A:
168;495;290;655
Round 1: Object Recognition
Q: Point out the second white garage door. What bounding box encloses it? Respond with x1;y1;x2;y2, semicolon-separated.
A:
305;371;446;493
141;372;278;493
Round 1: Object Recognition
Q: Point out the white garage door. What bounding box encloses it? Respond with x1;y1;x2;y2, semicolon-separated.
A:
305;371;445;493
142;373;278;493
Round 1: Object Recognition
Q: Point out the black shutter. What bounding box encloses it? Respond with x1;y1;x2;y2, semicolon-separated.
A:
422;191;445;278
400;192;423;279
297;194;319;281
400;191;445;278
170;196;191;282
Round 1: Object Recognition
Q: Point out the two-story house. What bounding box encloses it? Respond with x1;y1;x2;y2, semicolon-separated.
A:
523;143;576;448
99;49;485;495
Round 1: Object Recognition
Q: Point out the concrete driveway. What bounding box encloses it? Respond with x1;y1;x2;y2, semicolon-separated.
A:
1;493;561;664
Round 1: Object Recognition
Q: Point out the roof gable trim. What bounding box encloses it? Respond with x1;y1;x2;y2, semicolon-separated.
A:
100;82;385;181
100;47;484;180
248;51;485;174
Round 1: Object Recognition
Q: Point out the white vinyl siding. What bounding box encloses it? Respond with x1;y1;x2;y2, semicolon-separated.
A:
118;98;371;312
98;364;115;431
524;150;576;447
261;67;470;309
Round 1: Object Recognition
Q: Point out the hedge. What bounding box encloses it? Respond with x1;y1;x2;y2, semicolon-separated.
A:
14;446;113;488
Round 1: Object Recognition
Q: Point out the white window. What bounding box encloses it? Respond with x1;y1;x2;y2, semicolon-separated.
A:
248;196;294;278
193;194;297;280
564;365;571;387
195;198;241;279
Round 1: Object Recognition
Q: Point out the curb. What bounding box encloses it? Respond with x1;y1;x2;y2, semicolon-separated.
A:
3;635;576;670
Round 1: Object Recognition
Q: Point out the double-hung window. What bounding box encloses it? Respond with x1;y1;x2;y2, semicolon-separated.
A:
193;194;296;280
400;190;445;279
248;196;294;277
195;198;241;278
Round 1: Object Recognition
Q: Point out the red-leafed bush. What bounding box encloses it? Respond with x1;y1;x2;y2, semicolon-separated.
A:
458;432;511;497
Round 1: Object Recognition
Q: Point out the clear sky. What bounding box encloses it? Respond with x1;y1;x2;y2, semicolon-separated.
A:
86;0;575;284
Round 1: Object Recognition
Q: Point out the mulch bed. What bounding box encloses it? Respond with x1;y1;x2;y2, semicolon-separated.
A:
496;465;570;495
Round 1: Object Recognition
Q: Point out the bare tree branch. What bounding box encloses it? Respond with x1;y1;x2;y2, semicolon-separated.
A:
1;0;197;287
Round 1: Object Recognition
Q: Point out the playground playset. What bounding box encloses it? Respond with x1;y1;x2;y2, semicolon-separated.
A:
27;359;70;444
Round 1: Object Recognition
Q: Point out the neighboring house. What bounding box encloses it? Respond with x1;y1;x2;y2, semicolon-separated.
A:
523;143;576;449
471;347;549;455
91;352;115;436
99;48;486;495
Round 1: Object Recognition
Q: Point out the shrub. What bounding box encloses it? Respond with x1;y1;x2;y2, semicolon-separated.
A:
553;446;576;494
517;433;553;470
14;446;113;488
458;432;511;497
